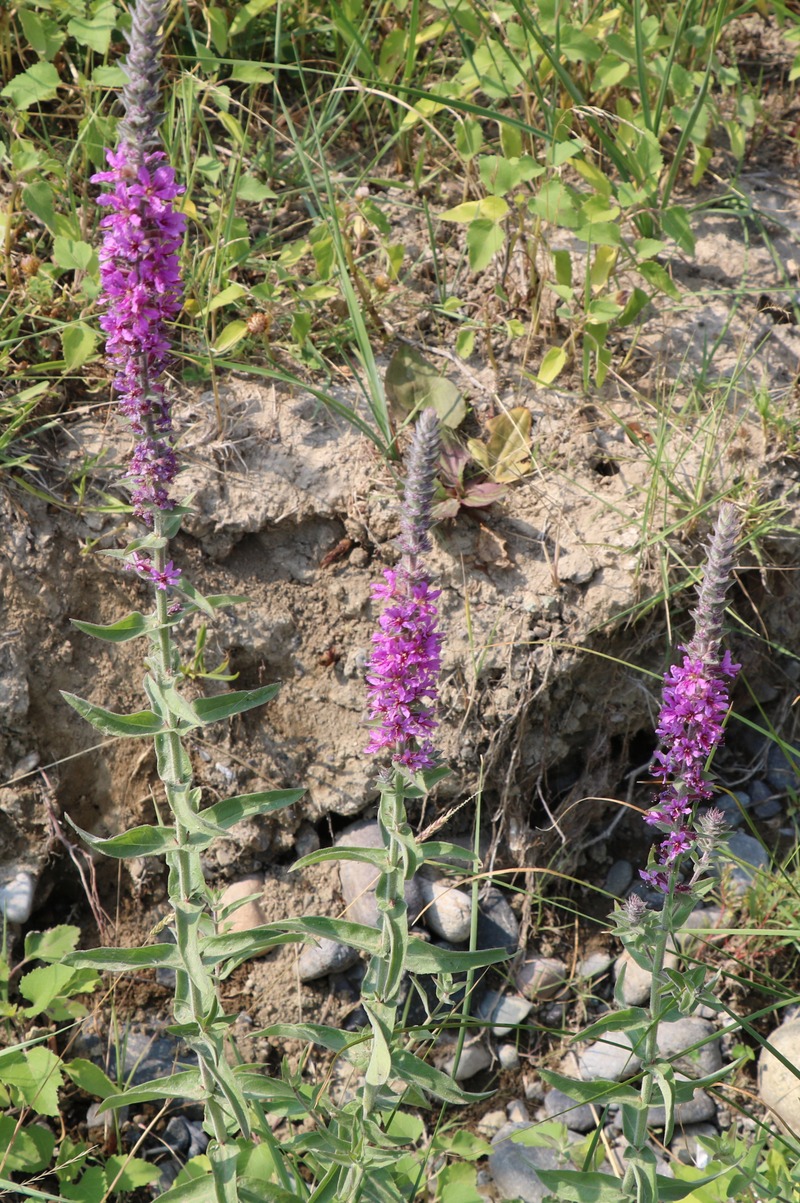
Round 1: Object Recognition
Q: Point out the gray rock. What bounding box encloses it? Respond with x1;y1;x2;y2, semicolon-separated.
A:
646;1084;717;1127
578;1029;642;1081
670;1122;717;1168
0;869;36;924
298;937;360;982
417;874;472;942
715;791;747;827
766;742;800;793
577;951;614;979
477;1108;508;1138
723;832;768;896
657;1017;722;1079
441;1039;492;1081
477;886;519;952
498;1043;520;1070
758;1019;800;1132
544;1087;598;1133
507;1099;530;1123
754;795;782;820
676;906;724;951
615;948;679;1006
489;1123;561;1203
337;821;424;928
477;988;534;1036
515;956;568;1003
604;860;634;897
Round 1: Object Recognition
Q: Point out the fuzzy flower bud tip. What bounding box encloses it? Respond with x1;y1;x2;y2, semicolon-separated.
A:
640;506;741;893
365;411;443;770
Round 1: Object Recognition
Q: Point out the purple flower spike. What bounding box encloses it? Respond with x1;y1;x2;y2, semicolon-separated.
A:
640;504;741;893
92;0;185;523
365;412;443;770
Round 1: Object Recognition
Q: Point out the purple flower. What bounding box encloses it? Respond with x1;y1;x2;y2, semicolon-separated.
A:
365;411;443;770
640;504;740;893
150;560;181;590
92;0;185;523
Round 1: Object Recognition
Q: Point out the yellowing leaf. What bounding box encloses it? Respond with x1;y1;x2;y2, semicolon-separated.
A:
440;195;509;223
467;407;532;482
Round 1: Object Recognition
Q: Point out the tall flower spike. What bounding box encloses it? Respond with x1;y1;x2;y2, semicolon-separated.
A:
640;504;741;892
365;412;443;770
92;0;185;523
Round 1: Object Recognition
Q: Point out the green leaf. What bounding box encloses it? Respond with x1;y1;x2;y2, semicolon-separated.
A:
158;1172;218;1203
393;1050;489;1104
64;1059;117;1100
577;1007;649;1041
62;1164;106;1203
61;324;99;372
18;8;64;60
529;180;580;228
404;939;509;974
193;684;280;723
98;1070;205;1113
53;237;97;273
22;180;58;233
65;945;180;972
440;196;509;223
67;2;118;55
536;1169;627;1201
292;845;389;871
236;177;277;203
638;259;680;300
384;344;465;429
536;345;567;384
0;1046;64;1116
92;64;126;86
19;963;76;1016
539;1068;641;1105
72;611;157;643
228;61;275;85
61;692;164;737
68;818;178;858
618;287;649;327
466;218;505;272
105;1154;160;1192
2;63;61;109
0;1116;55;1172
201;788;304;830
212;319;248;354
254;1022;355;1054
661;204;695;255
25;925;80;962
455;118;483;160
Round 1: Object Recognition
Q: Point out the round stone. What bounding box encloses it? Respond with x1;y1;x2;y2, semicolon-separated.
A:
758;1020;800;1132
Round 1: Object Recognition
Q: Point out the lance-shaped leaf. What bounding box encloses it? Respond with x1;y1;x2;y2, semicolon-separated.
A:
201;788;304;830
71;611;157;643
193;684;280;724
539;1069;641;1105
98;1069;206;1113
61;692;164;737
254;1023;362;1056
65;945;181;972
292;846;390;872
66;816;178;858
393;1050;490;1104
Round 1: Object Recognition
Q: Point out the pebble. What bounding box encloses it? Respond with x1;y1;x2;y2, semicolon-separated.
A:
723;832;768;896
656;1017;722;1079
297;937;360;982
614;947;679;1006
544;1086;598;1133
646;1083;717;1127
477;988;534;1036
489;1123;561;1203
441;1039;492;1081
670;1122;717;1167
337;821;424;928
577;1029;642;1081
576;951;614;979
477;886;519;952
498;1043;520;1070
514;956;568;1003
477;1108;508;1138
604;860;634;897
758;1019;800;1132
507;1099;530;1123
766;742;800;793
0;869;36;924
218;876;267;937
86;1100;127;1144
675;906;724;951
715;791;747;827
417;874;472;942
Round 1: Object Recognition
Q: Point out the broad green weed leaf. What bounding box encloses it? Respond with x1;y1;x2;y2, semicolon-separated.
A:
661;205;695;255
2;63;61;108
68;2;118;54
0;1115;55;1171
23;180;58;232
61;324;99;372
25;925;80;962
212;320;248;353
638;259;680;300
64;1059;117;1100
105;1154;160;1192
53;237;97;274
72;611;156;643
455;118;483;160
92;64;126;86
19;963;76;1016
384;345;465;429
18;8;64;60
440;195;509;223
537;345;567;385
0;1045;64;1116
466;218;505;272
229;62;275;85
61;692;164;737
529;181;580;228
62;1164;107;1203
235;177;277;203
